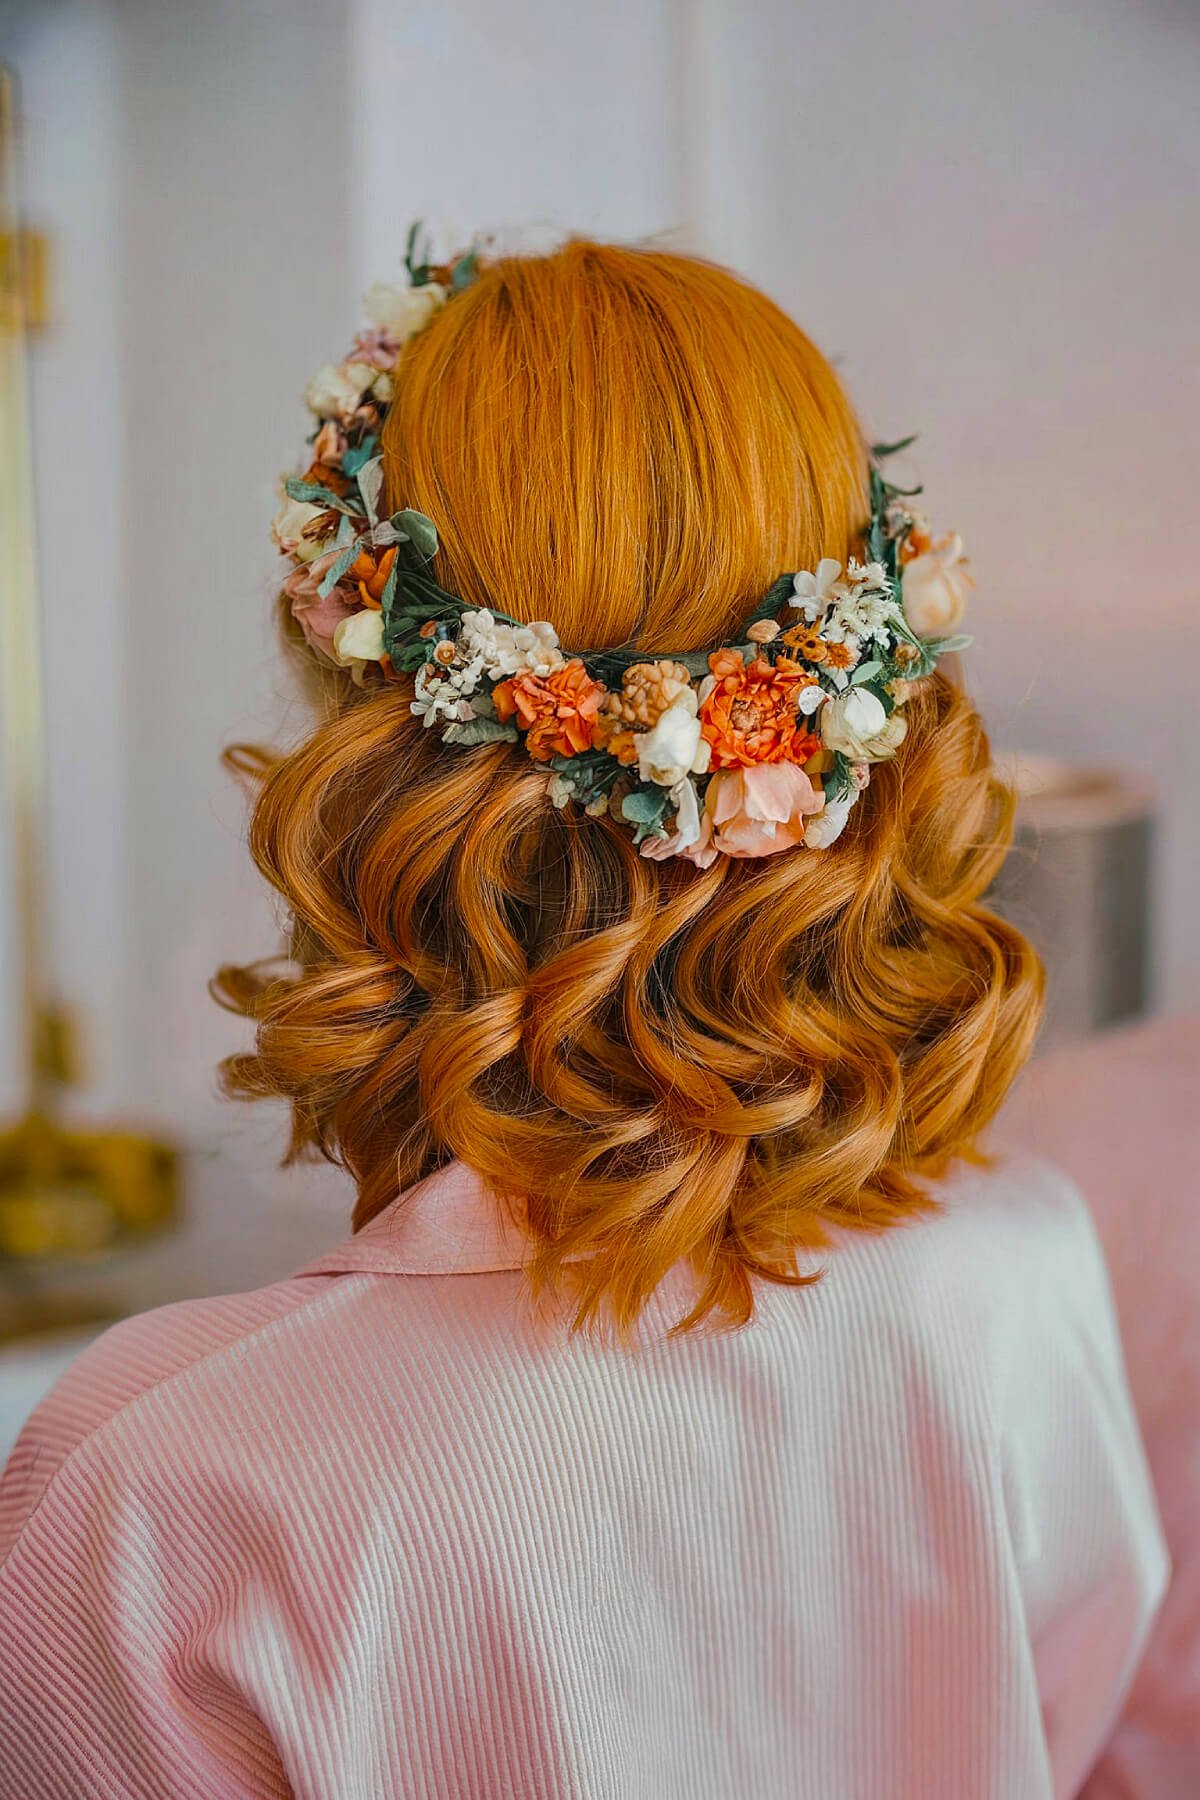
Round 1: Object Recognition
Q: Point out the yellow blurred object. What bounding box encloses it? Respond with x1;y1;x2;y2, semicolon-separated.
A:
0;65;178;1311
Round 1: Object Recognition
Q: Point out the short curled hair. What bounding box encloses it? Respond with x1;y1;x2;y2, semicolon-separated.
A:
217;242;1042;1335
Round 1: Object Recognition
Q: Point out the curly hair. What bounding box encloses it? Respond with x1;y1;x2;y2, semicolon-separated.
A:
216;241;1042;1335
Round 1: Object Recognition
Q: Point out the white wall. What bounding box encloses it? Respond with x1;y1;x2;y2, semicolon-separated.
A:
687;0;1200;1010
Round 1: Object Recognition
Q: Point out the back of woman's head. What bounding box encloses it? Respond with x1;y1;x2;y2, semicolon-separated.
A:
219;239;1042;1335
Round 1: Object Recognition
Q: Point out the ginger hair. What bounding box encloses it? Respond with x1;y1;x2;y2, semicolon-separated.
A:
216;241;1042;1335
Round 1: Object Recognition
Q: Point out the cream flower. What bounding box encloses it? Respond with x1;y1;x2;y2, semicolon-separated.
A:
803;788;859;849
271;497;329;563
303;361;376;421
790;558;844;621
821;688;908;762
332;607;385;679
363;280;447;342
901;532;973;637
410;660;477;727
636;693;711;789
457;610;563;680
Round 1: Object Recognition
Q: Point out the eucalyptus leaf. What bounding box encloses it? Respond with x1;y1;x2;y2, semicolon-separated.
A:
621;785;672;842
392;509;439;560
923;633;973;657
355;456;386;526
442;716;519;747
850;659;883;686
283;477;358;515
317;541;362;598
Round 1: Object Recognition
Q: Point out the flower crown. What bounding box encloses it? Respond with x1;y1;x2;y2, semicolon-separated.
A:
273;227;973;864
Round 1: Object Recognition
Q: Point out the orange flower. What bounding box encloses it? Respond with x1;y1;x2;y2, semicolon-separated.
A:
592;711;640;766
493;658;607;761
780;624;828;663
823;639;859;673
700;650;820;768
347;545;397;609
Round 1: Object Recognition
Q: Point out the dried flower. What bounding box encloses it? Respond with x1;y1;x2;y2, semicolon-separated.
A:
780;625;828;663
821;689;908;762
493;658;606;761
332;607;385;681
605;661;694;730
635;694;711;788
706;763;825;858
363;280;447;343
901;533;972;637
746;619;781;644
347;545;397;608
789;558;844;621
700;651;820;768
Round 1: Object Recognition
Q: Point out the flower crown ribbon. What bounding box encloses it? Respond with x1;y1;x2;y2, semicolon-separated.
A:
273;228;973;864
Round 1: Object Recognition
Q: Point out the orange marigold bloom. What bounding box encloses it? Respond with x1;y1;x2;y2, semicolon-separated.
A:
700;650;820;768
493;658;607;761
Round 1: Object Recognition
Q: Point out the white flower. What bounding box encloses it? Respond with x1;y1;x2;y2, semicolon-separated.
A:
457;609;564;679
789;557;844;621
363;280;447;342
844;558;888;591
797;683;827;717
803;787;860;849
901;532;973;637
303;361;376;421
828;584;899;646
332;608;385;679
821;688;908;762
636;693;710;788
271;497;329;563
410;660;477;726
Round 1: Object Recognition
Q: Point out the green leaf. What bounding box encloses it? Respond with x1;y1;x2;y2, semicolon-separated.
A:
392;509;439;560
450;250;479;292
620;784;672;843
317;541;363;598
850;659;883;686
871;434;918;461
739;573;795;633
442;716;519;747
827;751;854;801
923;632;973;657
340;437;379;477
283;476;358;515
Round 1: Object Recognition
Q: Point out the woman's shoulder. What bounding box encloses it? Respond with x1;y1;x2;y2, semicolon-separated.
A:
0;1269;338;1566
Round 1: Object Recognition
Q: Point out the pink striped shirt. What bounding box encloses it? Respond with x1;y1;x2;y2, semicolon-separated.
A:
0;1153;1167;1798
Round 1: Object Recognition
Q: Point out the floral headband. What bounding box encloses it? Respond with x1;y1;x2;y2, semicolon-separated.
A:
272;227;972;865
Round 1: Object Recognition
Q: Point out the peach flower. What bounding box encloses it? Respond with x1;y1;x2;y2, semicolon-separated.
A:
699;651;820;769
901;532;973;637
705;763;825;858
493;658;606;761
283;551;358;662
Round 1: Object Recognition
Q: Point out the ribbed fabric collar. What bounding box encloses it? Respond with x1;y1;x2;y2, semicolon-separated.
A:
295;1161;532;1278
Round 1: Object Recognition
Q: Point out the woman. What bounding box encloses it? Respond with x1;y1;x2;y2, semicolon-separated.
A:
0;239;1166;1797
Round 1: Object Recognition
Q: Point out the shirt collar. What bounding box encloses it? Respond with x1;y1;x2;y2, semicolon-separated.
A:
294;1161;532;1278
